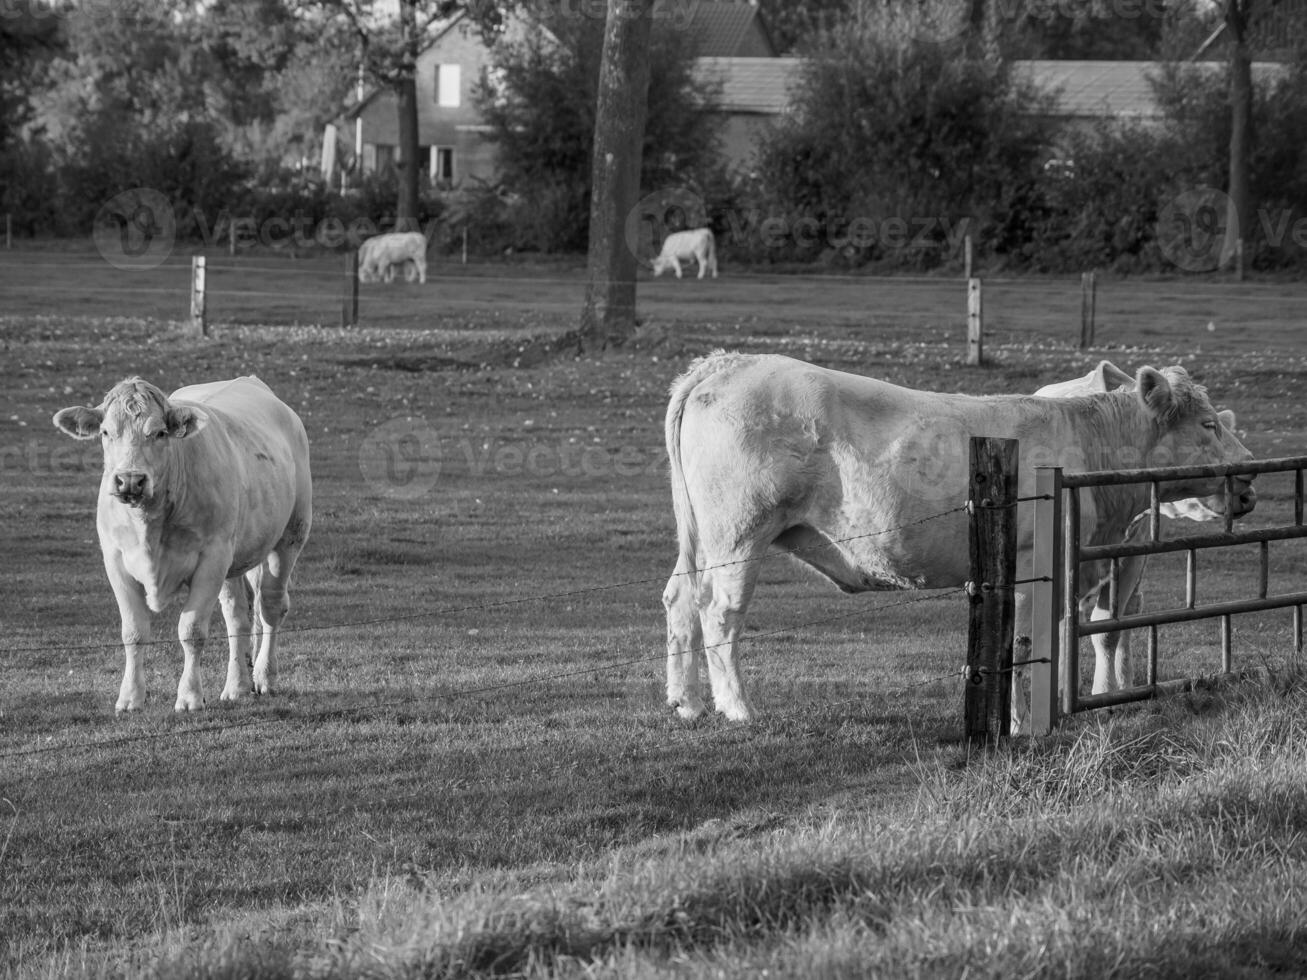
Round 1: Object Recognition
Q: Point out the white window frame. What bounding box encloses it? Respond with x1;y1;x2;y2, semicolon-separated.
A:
430;146;455;182
435;64;461;108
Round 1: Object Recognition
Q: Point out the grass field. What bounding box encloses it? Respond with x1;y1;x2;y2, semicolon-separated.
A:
3;248;1307;978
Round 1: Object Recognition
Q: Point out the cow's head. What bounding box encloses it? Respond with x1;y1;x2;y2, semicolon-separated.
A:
1136;368;1255;518
53;378;208;508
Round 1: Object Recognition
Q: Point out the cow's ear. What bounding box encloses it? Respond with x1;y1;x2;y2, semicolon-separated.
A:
1218;409;1237;430
1135;367;1174;417
52;406;104;440
1095;360;1133;391
165;405;209;439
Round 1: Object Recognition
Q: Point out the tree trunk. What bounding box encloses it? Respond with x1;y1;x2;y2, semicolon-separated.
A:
578;0;654;351
395;0;421;232
1222;0;1253;271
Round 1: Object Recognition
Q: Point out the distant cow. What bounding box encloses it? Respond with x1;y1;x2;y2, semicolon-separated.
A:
651;228;717;279
1035;360;1244;695
359;231;428;284
54;376;313;713
661;352;1254;730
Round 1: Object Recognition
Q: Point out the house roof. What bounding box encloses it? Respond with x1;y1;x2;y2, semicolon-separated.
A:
685;1;774;57
694;56;800;114
1017;60;1289;119
696;58;1291;121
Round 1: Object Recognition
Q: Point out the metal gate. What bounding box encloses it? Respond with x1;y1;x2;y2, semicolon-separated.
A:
1028;455;1307;735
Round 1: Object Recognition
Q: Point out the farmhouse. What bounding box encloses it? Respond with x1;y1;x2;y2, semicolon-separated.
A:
345;0;777;187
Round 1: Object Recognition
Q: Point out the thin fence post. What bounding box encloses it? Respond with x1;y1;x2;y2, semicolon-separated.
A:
342;249;359;328
1079;271;1096;349
462;225;468;265
964;234;972;280
228;220;236;257
1030;466;1064;736
5;213;11;250
966;436;1018;743
1236;238;1245;281
189;255;207;337
966;277;983;366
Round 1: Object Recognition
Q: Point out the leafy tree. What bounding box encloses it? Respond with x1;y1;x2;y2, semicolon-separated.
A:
472;5;722;252
302;0;459;227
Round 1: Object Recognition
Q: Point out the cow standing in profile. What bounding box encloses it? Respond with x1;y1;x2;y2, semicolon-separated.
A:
358;231;429;284
661;352;1255;730
651;228;718;279
54;377;313;713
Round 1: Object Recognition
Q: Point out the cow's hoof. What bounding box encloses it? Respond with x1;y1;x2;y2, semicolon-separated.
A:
174;697;205;712
719;704;755;723
219;685;250;702
670;698;705;721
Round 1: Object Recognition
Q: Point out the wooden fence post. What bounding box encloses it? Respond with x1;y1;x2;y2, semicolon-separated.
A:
1079;271;1096;349
189;255;207;337
462;225;469;265
964;234;972;280
1029;466;1064;736
4;213;11;250
966;277;983;366
342;249;359;328
966;436;1018;743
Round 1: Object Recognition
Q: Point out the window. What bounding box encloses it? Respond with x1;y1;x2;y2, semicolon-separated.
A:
373;143;395;172
430;147;454;183
435;64;461;107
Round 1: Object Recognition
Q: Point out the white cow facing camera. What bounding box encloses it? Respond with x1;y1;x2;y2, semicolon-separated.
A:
53;376;313;713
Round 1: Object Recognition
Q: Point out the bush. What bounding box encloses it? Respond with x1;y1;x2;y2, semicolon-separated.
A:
752;13;1057;270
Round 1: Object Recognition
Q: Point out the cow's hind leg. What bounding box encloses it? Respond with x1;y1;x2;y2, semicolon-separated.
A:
218;574;255;702
251;522;308;696
175;561;227;711
698;558;763;722
663;558;706;720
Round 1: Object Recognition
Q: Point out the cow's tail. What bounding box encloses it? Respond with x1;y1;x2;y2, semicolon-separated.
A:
664;351;733;586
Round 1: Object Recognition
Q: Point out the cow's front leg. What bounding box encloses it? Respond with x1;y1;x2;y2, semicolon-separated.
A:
106;552;151;713
218;575;255;702
1010;587;1033;736
175;562;227;711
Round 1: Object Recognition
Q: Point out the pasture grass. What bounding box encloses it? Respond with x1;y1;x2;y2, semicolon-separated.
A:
78;669;1307;979
4;255;1307;976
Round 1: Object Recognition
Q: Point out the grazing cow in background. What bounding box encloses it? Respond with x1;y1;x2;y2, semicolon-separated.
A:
661;352;1255;730
358;231;428;284
53;376;313;713
651;228;718;279
1034;360;1245;694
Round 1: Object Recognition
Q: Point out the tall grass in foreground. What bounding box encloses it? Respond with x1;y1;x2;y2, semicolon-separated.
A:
118;670;1307;979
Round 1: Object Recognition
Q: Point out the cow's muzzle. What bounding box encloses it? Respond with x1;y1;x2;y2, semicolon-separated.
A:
1231;481;1257;518
112;471;150;506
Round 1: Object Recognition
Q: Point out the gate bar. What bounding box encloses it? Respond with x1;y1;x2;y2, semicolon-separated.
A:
1078;589;1307;636
1081;523;1307;562
1060;455;1307;487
